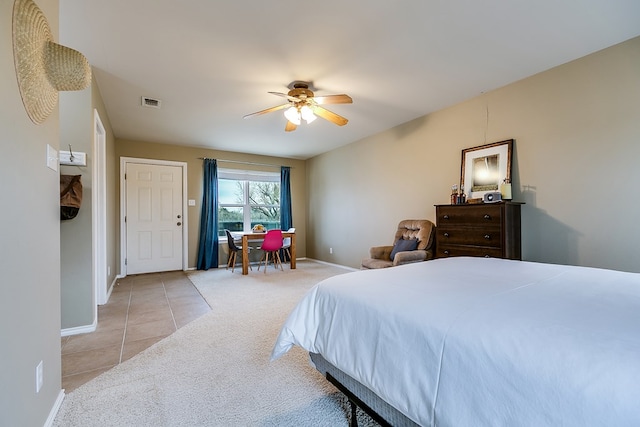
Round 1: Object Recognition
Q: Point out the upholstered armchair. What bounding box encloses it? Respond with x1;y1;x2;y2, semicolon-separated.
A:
361;219;436;269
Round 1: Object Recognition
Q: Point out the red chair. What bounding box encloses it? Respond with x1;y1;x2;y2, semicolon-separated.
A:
258;229;283;273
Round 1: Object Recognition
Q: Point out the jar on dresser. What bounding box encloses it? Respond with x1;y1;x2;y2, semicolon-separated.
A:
434;202;523;260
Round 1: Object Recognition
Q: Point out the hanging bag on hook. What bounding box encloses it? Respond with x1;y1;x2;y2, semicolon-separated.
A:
60;175;83;220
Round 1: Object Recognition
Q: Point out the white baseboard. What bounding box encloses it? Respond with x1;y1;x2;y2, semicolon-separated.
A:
304;257;358;271
61;275;121;336
104;275;120;303
43;390;65;427
61;320;97;337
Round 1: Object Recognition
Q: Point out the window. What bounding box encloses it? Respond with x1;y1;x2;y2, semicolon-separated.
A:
218;169;280;236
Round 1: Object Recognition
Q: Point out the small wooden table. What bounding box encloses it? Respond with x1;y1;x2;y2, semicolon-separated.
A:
240;231;296;275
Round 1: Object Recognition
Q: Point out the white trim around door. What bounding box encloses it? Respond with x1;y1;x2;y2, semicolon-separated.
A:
120;157;188;277
93;109;107;306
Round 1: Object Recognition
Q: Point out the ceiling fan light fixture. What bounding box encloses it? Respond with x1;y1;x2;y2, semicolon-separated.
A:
284;106;301;125
244;81;351;131
300;105;316;123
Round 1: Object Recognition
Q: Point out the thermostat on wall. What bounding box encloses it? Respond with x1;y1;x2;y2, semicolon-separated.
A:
59;150;87;166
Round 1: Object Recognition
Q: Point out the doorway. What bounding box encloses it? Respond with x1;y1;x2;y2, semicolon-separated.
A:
120;157;188;275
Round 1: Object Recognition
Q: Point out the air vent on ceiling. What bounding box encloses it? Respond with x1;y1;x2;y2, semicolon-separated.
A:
141;96;162;109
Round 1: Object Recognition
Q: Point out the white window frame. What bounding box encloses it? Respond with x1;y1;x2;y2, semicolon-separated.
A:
218;169;280;233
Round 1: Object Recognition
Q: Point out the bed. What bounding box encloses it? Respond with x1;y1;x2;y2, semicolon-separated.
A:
271;257;640;426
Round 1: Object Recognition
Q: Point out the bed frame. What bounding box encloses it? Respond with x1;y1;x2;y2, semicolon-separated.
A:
310;352;419;427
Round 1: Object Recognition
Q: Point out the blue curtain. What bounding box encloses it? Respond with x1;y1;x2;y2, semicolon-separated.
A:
196;158;219;270
280;166;292;231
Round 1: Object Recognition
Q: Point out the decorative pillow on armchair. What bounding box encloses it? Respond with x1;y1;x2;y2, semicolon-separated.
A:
390;238;418;261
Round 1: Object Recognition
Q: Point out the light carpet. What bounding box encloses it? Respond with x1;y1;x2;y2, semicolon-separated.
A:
53;260;378;426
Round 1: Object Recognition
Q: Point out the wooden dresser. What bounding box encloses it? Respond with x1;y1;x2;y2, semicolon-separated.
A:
435;202;523;260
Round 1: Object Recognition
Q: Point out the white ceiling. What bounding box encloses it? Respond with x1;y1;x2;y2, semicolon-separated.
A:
60;0;640;160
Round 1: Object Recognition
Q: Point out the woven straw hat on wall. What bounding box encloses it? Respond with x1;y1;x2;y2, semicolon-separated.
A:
12;0;92;124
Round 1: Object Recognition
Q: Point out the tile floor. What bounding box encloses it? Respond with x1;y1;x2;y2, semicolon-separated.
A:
60;270;211;393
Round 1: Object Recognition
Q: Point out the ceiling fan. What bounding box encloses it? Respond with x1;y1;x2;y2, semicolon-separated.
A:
243;81;353;132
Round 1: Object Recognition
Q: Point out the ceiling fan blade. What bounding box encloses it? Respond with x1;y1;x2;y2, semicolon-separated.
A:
313;94;353;105
285;120;297;132
311;105;349;126
268;91;301;103
243;103;289;119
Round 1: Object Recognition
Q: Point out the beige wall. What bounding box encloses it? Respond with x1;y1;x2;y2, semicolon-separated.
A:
308;36;640;272
59;77;117;330
1;0;64;425
60;88;94;329
115;140;307;269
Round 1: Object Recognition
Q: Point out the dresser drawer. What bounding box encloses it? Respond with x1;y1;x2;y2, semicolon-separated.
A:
434;202;523;261
436;227;502;248
436;244;503;259
437;205;502;226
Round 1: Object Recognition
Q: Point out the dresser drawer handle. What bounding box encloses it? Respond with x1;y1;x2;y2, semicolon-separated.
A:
484;234;491;240
444;232;450;238
484;254;491;258
483;214;491;220
443;215;450;220
444;250;450;255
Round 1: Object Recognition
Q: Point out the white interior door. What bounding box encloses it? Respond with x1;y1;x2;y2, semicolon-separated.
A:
125;163;183;274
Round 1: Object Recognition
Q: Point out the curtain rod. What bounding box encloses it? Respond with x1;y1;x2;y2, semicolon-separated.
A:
199;158;290;169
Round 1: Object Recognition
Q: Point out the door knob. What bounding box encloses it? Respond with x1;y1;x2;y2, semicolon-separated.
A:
177;214;181;219
177;222;182;226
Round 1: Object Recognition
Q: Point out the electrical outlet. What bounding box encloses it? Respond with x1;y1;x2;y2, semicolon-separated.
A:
36;361;43;393
329;247;333;254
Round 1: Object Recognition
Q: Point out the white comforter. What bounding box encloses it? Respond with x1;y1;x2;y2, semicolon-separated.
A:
271;257;640;427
